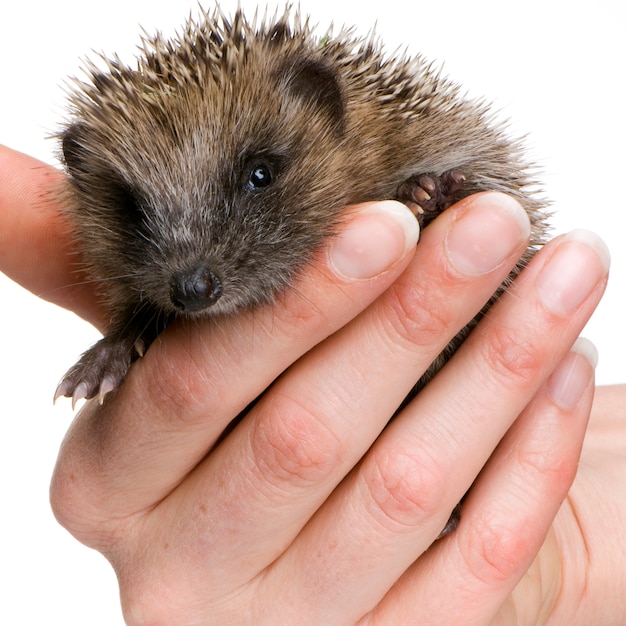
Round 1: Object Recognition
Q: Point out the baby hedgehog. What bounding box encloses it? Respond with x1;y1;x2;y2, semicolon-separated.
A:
55;6;548;405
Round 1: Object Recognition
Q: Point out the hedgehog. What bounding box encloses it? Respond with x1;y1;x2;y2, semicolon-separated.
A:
54;5;548;406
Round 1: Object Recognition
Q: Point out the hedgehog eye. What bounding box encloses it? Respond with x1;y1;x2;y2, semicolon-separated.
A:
247;163;274;190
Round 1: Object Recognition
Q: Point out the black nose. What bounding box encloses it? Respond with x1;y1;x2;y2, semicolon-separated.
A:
170;263;222;312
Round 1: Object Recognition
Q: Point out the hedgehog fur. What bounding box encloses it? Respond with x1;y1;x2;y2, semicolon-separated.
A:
55;5;548;405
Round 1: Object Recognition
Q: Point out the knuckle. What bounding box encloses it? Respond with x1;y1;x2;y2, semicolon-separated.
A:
133;329;221;422
49;448;121;552
271;286;330;337
49;461;86;537
362;443;447;530
249;392;343;489
460;511;533;584
479;322;543;390
518;449;578;497
380;279;453;354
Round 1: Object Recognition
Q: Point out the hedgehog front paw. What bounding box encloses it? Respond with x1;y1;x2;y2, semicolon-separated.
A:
397;169;466;227
54;337;143;408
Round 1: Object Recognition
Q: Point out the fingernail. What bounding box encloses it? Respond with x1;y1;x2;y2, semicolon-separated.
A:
329;201;420;280
445;192;531;276
536;230;610;316
547;338;597;410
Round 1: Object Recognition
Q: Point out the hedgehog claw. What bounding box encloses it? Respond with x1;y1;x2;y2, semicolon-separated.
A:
98;376;118;405
134;339;146;358
412;186;431;203
418;174;437;196
71;382;90;410
53;380;72;405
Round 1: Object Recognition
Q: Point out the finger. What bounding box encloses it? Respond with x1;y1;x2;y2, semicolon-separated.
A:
367;339;596;626
0;145;103;326
257;230;608;623
148;192;533;590
51;200;419;533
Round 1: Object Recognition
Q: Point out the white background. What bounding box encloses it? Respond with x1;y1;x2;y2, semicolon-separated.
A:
1;0;623;623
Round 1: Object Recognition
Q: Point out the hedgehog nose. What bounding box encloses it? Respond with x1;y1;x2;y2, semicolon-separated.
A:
170;263;222;312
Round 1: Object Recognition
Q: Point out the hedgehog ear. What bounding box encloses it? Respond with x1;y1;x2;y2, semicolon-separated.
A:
61;123;107;195
279;57;344;132
61;123;88;175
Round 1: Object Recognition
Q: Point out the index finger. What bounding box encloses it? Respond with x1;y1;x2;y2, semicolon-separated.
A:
0;145;104;327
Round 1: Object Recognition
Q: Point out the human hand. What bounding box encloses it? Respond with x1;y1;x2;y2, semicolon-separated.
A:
0;146;611;624
545;382;626;624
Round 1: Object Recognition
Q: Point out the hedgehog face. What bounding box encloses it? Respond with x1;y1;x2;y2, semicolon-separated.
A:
61;17;352;317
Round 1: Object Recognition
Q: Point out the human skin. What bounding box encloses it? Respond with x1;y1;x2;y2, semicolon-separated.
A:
1;144;623;625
